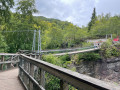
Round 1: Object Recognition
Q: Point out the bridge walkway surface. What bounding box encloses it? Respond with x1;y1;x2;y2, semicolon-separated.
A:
0;68;24;90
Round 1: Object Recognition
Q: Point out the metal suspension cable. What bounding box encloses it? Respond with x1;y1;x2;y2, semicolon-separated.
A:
0;30;34;32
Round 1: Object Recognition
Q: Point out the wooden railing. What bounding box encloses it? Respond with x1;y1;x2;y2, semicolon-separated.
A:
19;54;120;90
0;53;19;70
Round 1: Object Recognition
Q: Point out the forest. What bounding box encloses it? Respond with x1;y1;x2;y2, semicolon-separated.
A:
0;0;120;53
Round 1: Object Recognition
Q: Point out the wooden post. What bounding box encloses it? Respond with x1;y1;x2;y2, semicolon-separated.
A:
19;58;22;77
35;54;36;59
15;56;19;67
38;54;40;60
30;54;32;58
16;56;19;67
0;56;4;70
24;61;28;88
29;63;34;90
7;63;11;69
39;69;45;88
38;54;45;88
60;80;69;90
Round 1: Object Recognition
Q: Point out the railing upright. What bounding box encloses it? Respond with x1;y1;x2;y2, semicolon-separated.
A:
0;56;4;70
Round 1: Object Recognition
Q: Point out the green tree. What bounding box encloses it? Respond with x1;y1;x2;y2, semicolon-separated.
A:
88;8;97;32
0;33;7;52
16;0;38;22
0;0;14;23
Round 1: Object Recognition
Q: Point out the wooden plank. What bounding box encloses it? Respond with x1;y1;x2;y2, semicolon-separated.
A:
0;68;24;90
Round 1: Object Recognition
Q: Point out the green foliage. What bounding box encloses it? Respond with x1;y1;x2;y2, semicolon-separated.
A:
102;46;120;58
101;39;120;58
81;52;101;61
0;33;7;52
82;42;93;47
45;73;60;90
42;54;62;66
16;0;38;16
58;54;71;68
90;14;120;37
101;39;112;48
0;0;14;23
74;52;101;64
59;54;71;62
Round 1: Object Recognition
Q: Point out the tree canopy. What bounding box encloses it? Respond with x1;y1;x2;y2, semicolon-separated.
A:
0;2;120;53
0;0;14;23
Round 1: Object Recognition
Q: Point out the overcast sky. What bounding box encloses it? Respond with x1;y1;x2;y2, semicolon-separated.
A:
32;0;120;27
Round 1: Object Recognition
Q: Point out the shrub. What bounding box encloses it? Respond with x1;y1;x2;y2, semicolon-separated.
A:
42;54;62;66
59;54;72;67
100;39;120;58
59;54;71;62
82;52;101;61
78;52;100;61
82;42;93;47
101;39;112;49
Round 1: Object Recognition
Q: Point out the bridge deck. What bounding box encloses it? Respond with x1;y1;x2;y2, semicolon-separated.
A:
54;48;99;56
0;68;24;90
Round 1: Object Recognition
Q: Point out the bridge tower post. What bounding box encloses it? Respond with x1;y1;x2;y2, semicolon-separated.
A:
32;30;36;52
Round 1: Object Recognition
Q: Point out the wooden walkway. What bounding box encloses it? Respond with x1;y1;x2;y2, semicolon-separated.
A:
0;68;24;90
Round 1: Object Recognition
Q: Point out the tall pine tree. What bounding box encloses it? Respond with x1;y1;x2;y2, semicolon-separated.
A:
88;8;96;32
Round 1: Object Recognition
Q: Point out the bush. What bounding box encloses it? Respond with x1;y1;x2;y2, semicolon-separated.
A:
59;54;71;62
59;54;72;68
82;42;93;47
78;52;100;61
100;39;120;58
104;46;120;58
42;54;62;66
101;39;112;49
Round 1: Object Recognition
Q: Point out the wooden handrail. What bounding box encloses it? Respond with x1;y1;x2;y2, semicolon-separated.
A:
19;54;120;90
0;61;19;64
0;54;19;70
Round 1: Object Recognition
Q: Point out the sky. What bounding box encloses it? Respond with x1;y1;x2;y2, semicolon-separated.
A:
15;0;120;27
